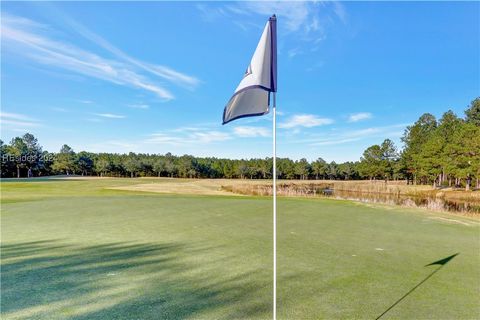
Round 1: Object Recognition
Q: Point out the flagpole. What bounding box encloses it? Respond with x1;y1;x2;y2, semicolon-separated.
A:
272;91;277;320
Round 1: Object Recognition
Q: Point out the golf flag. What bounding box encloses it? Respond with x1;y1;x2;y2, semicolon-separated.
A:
222;15;277;125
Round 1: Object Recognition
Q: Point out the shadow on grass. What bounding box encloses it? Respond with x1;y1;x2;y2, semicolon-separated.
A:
1;240;271;319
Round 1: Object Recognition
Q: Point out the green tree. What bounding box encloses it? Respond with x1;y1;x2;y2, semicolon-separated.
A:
311;158;327;180
8;137;29;178
338;161;357;180
401;113;438;184
153;157;166;177
76;152;94;176
52;145;76;175
465;97;480;126
294;158;310;180
380;139;398;181
446;122;480;190
437;111;463;186
358;145;383;180
123;153;140;178
327;161;338;180
0;140;16;177
95;156;111;177
21;133;43;177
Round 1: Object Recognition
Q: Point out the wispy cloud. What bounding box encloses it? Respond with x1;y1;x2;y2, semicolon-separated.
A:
145;127;231;146
233;126;270;137
93;113;126;119
241;1;311;33
196;4;229;22
65;12;201;88
82;140;139;153
306;61;325;72
279;114;334;129
144;133;184;145
197;1;346;46
348;112;372;122
303;124;407;146
192;131;231;143
0;112;36;122
0;111;41;129
237;1;346;42
2;13;200;100
332;1;348;24
288;47;303;58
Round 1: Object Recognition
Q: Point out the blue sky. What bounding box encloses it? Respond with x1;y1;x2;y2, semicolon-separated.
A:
1;1;479;162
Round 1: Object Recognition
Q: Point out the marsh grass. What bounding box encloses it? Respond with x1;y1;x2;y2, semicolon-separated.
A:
221;180;480;214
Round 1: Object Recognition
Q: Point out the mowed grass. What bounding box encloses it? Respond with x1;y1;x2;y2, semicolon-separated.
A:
1;178;479;319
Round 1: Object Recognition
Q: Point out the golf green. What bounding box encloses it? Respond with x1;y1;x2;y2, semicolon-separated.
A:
1;179;479;319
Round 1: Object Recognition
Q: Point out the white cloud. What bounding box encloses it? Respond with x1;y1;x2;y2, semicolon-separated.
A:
279;114;334;129
60;14;200;87
236;1;345;43
93;113;126;119
348;112;372;122
50;8;201;89
0;112;36;122
304;124;407;146
332;1;348;24
0;119;39;127
145;127;231;146
145;133;185;146
197;1;346;45
241;1;311;33
1;13;200;100
191;131;231;143
196;4;228;22
288;47;303;58
0;111;41;130
233;126;270;137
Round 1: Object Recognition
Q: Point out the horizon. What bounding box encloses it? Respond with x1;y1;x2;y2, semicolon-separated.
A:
2;1;479;162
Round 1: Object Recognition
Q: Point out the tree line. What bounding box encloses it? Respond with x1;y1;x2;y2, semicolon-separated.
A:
1;98;479;189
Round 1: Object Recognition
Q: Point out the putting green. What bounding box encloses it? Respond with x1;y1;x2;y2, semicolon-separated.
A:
1;178;478;319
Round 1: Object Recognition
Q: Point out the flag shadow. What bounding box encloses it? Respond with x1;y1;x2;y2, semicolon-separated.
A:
375;253;459;320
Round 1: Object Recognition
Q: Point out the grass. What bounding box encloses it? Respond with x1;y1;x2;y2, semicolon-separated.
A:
1;177;479;319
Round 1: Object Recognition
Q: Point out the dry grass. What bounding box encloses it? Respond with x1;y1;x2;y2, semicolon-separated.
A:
110;179;240;196
106;178;479;214
108;178;479;203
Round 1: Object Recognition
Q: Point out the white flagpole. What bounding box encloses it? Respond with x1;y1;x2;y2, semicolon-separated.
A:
272;91;277;320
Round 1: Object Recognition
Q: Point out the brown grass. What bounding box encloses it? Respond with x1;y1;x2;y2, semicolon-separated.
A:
110;179;241;196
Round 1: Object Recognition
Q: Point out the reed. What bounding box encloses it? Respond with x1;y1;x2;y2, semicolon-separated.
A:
220;180;480;215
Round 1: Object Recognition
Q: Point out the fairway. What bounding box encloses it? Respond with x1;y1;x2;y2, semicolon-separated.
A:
1;178;479;319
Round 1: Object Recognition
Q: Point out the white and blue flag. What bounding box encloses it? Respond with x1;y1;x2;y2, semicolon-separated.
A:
223;15;277;125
